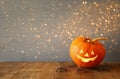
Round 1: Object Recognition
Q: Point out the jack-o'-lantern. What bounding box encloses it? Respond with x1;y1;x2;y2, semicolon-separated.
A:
70;36;108;68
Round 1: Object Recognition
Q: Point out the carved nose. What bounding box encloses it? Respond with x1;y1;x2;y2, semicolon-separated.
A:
84;53;89;57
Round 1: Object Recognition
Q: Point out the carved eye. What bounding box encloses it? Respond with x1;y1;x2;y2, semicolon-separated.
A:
91;50;94;55
79;49;84;54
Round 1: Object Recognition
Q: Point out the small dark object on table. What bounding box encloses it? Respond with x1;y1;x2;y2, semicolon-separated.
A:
56;67;68;72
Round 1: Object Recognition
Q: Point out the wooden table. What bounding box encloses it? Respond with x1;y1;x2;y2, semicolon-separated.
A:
0;62;120;79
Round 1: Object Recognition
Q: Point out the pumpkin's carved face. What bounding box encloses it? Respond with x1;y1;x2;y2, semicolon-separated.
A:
70;37;107;68
75;49;98;63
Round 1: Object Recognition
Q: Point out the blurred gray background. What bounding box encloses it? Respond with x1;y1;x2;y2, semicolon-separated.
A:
0;0;120;62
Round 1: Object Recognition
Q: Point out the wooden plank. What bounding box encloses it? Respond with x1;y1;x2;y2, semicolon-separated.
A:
0;62;28;79
0;62;120;79
10;62;60;79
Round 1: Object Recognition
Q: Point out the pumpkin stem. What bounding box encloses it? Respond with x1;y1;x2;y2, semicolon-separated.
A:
91;37;108;42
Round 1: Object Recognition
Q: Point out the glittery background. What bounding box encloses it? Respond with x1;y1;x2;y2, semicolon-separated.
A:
0;0;120;62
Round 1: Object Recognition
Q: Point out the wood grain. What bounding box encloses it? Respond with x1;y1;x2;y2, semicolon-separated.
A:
0;62;119;79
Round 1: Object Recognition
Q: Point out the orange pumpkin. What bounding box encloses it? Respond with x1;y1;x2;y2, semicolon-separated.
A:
70;36;107;68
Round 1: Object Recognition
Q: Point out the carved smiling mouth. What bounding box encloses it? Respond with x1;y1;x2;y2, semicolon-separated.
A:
76;54;98;63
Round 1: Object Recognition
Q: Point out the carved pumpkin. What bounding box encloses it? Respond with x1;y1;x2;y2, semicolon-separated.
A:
70;36;107;68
